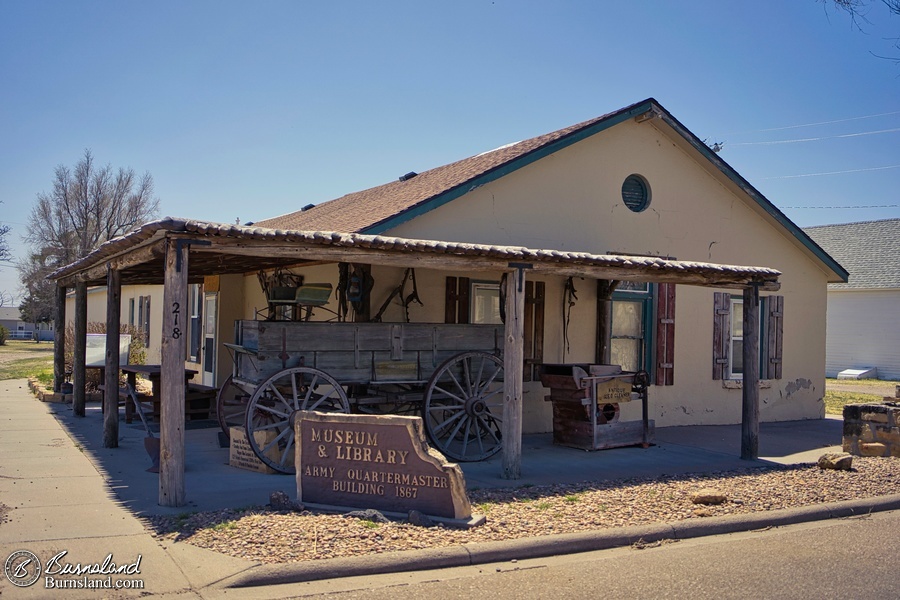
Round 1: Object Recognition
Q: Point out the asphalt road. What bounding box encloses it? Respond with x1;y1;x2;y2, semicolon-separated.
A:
281;509;900;600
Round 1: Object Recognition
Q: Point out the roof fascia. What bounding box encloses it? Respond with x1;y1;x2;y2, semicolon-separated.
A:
654;109;849;283
362;100;656;236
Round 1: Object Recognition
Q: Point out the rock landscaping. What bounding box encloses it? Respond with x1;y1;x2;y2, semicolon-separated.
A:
147;456;900;565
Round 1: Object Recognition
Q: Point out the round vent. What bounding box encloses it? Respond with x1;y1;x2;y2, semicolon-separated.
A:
621;174;650;212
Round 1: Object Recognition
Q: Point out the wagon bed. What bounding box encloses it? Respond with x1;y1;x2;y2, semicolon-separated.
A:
218;320;506;473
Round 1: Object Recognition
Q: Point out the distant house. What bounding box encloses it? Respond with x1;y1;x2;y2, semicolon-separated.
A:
804;219;900;380
0;306;35;339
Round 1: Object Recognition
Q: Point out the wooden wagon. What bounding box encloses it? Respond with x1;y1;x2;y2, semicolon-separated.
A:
217;319;505;473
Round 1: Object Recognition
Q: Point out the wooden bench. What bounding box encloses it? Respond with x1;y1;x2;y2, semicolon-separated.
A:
185;383;216;420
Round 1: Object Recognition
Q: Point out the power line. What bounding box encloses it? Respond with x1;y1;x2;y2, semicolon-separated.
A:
729;126;900;146
722;110;900;136
759;164;900;180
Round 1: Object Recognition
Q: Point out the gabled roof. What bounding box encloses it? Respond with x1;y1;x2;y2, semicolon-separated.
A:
0;306;21;321
803;219;900;289
255;98;848;282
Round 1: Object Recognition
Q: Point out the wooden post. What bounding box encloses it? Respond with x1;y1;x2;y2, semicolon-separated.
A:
741;284;760;460
103;267;121;448
53;285;67;392
502;268;526;479
159;238;189;507
72;280;88;417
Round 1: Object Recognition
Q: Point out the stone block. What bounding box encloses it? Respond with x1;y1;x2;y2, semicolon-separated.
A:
843;404;864;421
875;428;900;445
859;442;888;457
842;439;855;454
858;425;876;443
690;488;727;505
843;421;863;437
862;412;889;424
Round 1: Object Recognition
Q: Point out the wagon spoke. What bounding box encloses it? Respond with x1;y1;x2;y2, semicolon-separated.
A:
260;426;292;455
460;417;473;456
429;384;466;407
475;413;502;444
252;418;288;432
254;403;290;420
430;408;466;435
267;383;293;413
278;432;295;467
447;369;468;399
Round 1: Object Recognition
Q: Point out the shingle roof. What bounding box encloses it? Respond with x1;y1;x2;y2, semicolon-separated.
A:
803;219;900;289
254;99;655;233
252;98;847;283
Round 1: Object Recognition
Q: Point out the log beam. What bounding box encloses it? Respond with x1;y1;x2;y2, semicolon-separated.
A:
103;266;121;448
72;281;88;417
741;284;760;460
502;267;527;479
159;238;189;507
54;285;67;392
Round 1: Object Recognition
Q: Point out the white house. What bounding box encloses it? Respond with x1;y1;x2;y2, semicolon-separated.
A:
804;218;900;380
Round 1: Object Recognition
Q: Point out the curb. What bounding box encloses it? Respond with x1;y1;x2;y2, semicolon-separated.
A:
221;493;900;588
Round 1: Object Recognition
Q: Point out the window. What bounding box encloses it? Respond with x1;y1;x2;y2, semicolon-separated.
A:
610;283;652;373
444;276;545;381
137;295;151;346
187;284;202;362
713;292;784;381
622;174;651;212
471;282;502;324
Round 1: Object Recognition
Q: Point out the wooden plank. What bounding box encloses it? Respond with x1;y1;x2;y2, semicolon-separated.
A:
593;420;656;450
741;285;760;460
532;281;545;378
766;295;784;380
159;238;189;507
103;267;121;448
72;281;88;417
523;281;534;383
655;283;676;385
457;277;470;324
712;292;730;380
502;270;525;479
445;276;457;324
53;285;67;392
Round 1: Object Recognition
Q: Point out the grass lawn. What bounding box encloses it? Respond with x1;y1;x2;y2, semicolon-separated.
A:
824;377;896;416
0;340;54;385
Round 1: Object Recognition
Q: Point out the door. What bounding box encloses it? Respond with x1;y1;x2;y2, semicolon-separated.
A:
202;293;218;387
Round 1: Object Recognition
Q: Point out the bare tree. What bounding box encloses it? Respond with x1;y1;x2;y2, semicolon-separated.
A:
24;149;160;267
824;0;900;61
0;201;10;264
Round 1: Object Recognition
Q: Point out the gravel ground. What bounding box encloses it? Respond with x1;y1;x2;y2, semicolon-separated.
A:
147;456;900;564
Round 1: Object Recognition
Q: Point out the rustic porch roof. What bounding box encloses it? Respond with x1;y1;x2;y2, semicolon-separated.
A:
49;217;780;291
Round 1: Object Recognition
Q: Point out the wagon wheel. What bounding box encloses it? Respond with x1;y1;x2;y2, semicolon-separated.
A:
245;367;350;474
423;351;504;462
216;375;252;439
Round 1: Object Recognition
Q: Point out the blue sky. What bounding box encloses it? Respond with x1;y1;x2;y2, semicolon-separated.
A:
1;1;898;301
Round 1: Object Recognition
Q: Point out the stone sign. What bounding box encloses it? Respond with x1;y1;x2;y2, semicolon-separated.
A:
229;426;280;474
295;411;475;521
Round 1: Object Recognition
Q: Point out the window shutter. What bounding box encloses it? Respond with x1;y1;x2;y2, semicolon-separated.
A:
655;283;675;385
522;281;546;382
457;277;470;324
766;295;784;380
444;277;458;324
712;292;730;380
444;277;470;324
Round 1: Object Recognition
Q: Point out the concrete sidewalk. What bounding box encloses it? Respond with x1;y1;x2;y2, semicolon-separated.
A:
2;377;895;598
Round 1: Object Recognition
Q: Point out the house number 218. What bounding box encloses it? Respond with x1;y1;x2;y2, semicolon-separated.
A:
171;301;181;339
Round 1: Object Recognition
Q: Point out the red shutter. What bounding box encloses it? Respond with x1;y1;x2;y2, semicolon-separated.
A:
444;277;458;324
655;283;675;385
712;292;730;380
766;295;784;380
